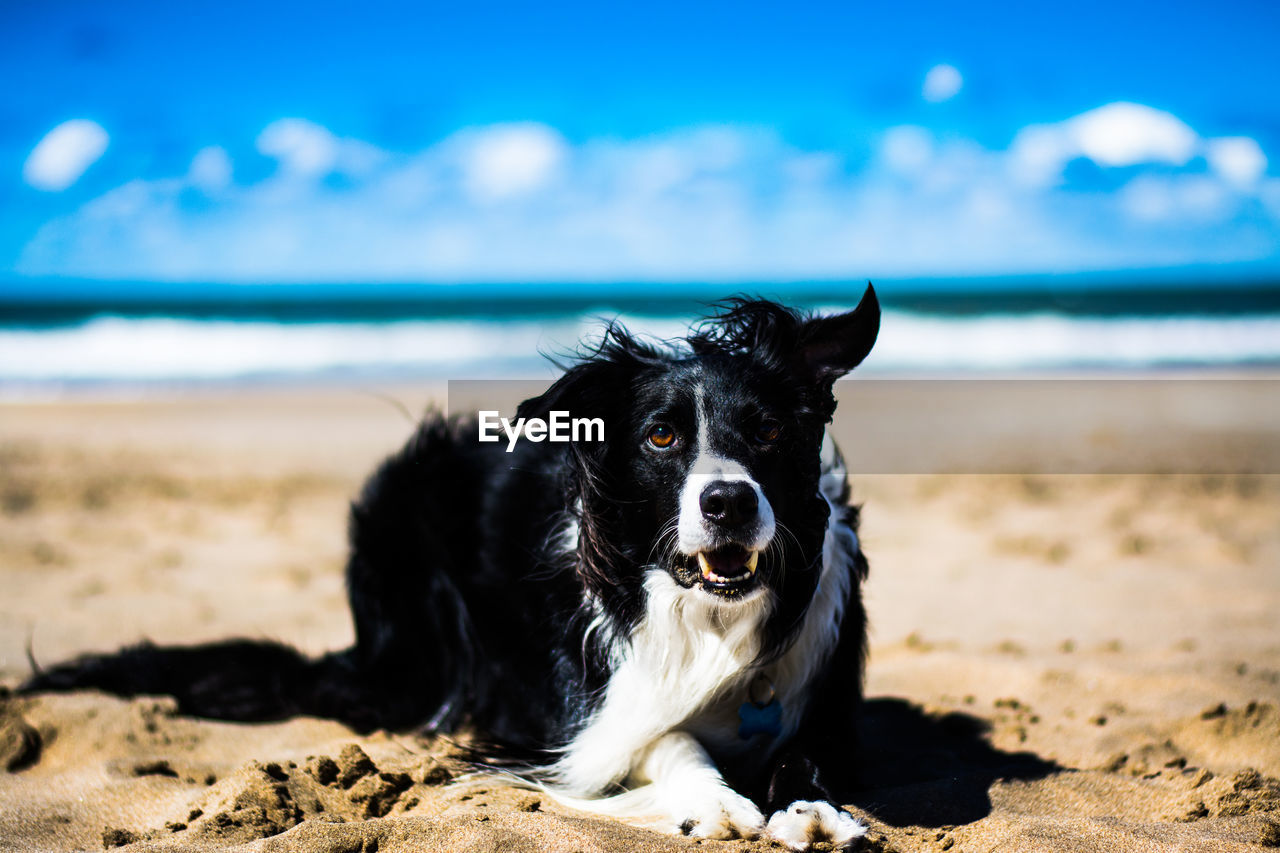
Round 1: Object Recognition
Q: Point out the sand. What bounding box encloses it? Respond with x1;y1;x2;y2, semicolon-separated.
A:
1;382;1278;852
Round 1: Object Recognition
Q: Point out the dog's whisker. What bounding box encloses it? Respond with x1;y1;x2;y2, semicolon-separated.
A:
646;517;682;566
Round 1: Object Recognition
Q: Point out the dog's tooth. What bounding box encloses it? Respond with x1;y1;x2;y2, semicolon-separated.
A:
697;552;713;578
697;551;760;585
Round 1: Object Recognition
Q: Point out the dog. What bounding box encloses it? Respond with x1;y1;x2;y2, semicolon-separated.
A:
26;286;880;850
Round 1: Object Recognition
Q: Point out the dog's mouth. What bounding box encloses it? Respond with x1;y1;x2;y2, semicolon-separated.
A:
687;545;760;596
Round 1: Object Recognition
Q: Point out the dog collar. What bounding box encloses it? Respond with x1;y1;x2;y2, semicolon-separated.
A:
737;672;783;739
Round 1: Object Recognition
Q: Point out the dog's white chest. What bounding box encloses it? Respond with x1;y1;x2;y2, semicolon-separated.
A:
553;509;857;795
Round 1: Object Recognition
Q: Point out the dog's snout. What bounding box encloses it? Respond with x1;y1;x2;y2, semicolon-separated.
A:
699;481;759;528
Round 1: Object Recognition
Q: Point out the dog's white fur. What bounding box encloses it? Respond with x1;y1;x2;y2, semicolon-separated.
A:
676;384;777;555
550;570;772;796
768;800;867;850
545;427;865;847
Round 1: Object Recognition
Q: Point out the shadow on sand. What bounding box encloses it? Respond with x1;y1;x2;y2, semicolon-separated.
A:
849;697;1062;828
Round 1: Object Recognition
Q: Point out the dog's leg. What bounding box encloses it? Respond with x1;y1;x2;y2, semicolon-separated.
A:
551;731;764;840
762;600;868;851
763;744;866;850
760;489;869;851
634;731;765;839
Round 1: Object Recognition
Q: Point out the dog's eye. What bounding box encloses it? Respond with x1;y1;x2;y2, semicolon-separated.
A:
647;424;677;449
754;420;782;444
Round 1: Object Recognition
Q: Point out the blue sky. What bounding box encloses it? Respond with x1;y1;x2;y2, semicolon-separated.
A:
2;0;1279;286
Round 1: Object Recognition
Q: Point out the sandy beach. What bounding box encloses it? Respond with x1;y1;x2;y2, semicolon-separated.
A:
1;381;1278;852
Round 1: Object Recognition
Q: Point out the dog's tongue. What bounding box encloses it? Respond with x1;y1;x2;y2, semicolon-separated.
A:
704;546;749;574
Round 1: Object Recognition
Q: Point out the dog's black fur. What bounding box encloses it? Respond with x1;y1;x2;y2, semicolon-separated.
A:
25;287;880;845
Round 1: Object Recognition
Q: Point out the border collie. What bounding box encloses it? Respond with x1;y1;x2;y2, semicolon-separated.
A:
26;287;880;850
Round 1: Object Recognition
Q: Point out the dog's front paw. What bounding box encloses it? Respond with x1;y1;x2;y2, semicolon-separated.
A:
676;787;765;840
766;800;866;851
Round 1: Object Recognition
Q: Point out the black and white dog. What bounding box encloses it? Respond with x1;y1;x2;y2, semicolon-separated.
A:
27;287;880;850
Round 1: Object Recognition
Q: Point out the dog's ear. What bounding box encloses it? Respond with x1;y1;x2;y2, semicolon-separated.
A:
515;360;619;426
516;355;639;604
795;283;880;382
515;321;657;425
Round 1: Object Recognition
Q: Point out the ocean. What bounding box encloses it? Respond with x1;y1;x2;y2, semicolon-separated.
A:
2;281;1279;388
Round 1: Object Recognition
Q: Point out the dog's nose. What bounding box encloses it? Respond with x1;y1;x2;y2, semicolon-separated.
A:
699;481;759;528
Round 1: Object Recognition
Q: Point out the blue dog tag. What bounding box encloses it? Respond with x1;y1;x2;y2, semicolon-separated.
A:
738;699;783;739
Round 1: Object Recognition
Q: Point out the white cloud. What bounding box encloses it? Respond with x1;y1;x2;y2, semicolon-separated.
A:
1067;102;1197;167
880;126;933;175
1011;102;1199;186
256;118;384;178
457;123;566;200
1006;104;1272;236
1205;136;1267;187
256;118;338;175
188;146;232;191
922;64;963;103
15;107;1279;282
1119;174;1231;223
1006;125;1069;188
23;119;109;191
1262;179;1280;218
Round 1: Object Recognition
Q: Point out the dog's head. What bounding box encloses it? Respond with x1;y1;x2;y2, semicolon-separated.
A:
521;286;879;625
